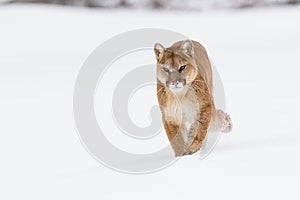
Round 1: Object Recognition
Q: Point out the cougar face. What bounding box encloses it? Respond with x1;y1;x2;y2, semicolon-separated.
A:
154;40;198;94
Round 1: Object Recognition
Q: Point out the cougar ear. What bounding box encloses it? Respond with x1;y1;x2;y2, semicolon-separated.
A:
181;40;194;58
154;43;165;61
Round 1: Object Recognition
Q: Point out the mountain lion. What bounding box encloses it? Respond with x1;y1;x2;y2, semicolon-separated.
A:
155;40;232;157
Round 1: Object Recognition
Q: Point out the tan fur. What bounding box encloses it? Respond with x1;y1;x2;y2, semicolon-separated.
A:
155;40;232;157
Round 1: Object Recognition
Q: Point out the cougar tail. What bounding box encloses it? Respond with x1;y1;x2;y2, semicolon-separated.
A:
210;109;232;133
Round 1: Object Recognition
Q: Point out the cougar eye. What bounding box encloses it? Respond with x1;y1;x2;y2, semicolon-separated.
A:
179;65;186;72
162;67;170;73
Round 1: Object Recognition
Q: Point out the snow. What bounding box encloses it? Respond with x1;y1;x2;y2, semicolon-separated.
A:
8;0;300;9
1;4;300;200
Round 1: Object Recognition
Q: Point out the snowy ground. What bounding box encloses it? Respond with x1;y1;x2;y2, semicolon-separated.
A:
1;4;300;200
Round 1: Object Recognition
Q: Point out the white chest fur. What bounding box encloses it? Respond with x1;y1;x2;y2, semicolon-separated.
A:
181;99;198;132
163;95;199;143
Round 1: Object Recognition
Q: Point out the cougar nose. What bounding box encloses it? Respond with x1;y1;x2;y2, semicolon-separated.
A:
171;81;179;86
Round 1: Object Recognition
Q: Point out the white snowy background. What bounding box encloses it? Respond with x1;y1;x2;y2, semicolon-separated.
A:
0;2;300;200
5;0;300;9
